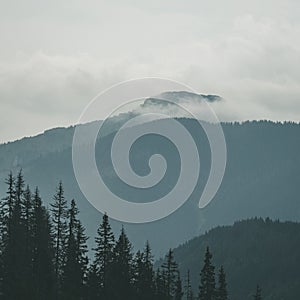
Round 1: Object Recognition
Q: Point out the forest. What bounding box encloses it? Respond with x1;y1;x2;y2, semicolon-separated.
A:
0;170;265;300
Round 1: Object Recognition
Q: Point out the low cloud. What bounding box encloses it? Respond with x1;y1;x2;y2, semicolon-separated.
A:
0;4;300;142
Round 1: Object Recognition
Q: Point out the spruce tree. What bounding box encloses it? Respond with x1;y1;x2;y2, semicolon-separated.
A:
0;172;15;237
198;247;216;300
2;171;28;299
31;187;55;300
22;185;34;298
133;250;144;299
93;213;115;297
51;181;68;295
155;268;168;300
162;248;179;299
62;199;88;300
185;270;194;300
174;272;183;300
133;241;155;300
253;285;262;300
0;173;15;268
142;241;155;299
15;169;24;204
86;263;100;300
217;266;228;300
111;226;133;299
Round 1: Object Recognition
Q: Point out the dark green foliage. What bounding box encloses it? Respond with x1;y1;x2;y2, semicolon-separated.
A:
163;218;300;300
184;270;194;300
0;171;298;300
110;226;134;299
0;173;183;300
31;187;55;300
174;272;183;300
92;212;115;298
2;170;30;299
155;268;168;300
253;285;262;300
50;181;68;294
133;241;155;300
198;247;216;300
62;199;88;300
1;120;299;260
162;248;180;299
217;266;228;300
86;263;100;300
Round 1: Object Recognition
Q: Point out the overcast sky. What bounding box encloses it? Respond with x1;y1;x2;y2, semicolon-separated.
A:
0;0;300;143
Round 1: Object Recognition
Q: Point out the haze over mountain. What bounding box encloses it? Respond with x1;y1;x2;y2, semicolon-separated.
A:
159;218;300;300
0;110;299;256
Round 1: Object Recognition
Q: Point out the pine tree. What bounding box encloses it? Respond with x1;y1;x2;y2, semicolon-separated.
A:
0;172;15;279
110;226;133;299
162;248;179;299
133;250;144;299
174;272;183;300
155;268;168;300
51;181;68;296
216;266;228;300
253;285;262;300
2;171;28;299
0;172;15;238
92;213;115;297
31;187;55;300
86;263;100;300
15;169;24;205
22;185;34;298
62;199;88;300
198;247;216;300
133;241;155;300
184;270;194;300
76;219;89;290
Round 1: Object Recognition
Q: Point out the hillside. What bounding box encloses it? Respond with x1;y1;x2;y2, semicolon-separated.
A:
0;119;299;256
169;218;300;300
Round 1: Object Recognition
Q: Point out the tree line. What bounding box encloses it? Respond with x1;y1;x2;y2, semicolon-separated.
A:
0;171;261;300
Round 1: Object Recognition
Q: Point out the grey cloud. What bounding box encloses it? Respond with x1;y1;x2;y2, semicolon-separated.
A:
0;1;300;142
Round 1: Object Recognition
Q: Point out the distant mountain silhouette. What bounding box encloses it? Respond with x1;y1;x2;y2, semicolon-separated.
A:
161;218;300;300
0;119;299;257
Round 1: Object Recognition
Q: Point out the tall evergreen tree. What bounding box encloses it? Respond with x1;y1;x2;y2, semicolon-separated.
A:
92;213;115;298
0;172;15;239
0;172;15;288
110;226;133;300
51;181;68;296
133;250;144;298
22;185;34;298
253;285;262;300
198;247;216;300
217;266;228;300
133;241;155;300
86;263;100;300
184;270;194;300
62;199;88;300
15;169;24;205
162;248;179;299
155;268;168;300
2;171;28;299
31;187;55;300
174;272;183;300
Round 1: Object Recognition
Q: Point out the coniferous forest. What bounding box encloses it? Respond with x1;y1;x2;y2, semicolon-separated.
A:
0;170;265;300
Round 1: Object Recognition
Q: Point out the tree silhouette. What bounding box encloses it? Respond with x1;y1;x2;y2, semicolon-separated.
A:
51;181;68;296
198;247;216;300
253;285;262;300
217;266;228;300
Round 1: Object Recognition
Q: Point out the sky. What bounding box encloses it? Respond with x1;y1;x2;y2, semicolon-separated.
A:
0;0;300;143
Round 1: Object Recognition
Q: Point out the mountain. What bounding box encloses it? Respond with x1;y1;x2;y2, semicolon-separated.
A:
165;218;300;300
0;116;299;257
